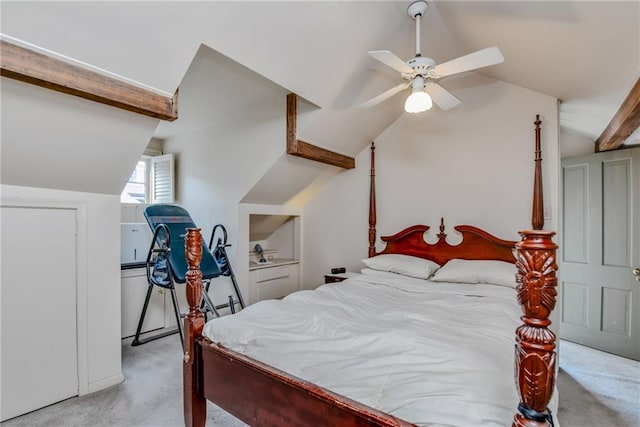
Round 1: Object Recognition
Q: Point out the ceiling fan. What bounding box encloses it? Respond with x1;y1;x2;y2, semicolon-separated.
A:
360;0;504;113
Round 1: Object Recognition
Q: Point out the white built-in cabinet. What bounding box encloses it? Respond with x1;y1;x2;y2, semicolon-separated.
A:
121;268;165;338
250;259;300;302
120;268;188;339
248;214;301;302
120;204;164;338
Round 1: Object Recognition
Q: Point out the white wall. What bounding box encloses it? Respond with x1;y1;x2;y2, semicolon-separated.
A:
302;77;559;288
1;185;123;394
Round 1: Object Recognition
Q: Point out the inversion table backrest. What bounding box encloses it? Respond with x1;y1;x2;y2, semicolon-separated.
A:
144;204;221;283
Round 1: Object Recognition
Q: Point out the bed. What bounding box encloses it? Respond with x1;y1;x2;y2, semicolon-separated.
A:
182;116;558;427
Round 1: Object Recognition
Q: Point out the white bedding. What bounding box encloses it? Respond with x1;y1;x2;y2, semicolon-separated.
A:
202;273;558;427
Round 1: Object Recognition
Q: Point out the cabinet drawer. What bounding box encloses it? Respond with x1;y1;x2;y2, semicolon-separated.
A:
257;277;291;301
249;262;300;303
256;265;290;282
121;269;165;338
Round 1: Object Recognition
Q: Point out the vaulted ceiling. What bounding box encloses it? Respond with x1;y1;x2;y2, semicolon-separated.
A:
2;1;639;195
150;1;640;148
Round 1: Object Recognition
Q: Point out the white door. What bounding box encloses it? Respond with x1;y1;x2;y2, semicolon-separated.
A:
561;148;639;360
1;206;79;420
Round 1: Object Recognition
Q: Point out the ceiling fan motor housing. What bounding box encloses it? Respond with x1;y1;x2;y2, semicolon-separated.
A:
405;56;436;80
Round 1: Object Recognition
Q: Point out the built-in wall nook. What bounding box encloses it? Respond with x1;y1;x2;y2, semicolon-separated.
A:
248;213;301;303
235;201;303;306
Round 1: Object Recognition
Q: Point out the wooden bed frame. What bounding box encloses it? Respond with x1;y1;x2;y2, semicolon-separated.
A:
183;116;558;427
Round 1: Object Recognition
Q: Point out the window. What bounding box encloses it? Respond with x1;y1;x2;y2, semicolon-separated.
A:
121;158;149;203
120;153;174;204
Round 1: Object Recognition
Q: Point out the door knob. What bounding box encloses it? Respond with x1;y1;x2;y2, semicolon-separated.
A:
634;268;640;276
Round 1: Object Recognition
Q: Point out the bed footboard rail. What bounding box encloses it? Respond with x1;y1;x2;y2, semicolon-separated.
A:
198;340;416;427
513;230;558;427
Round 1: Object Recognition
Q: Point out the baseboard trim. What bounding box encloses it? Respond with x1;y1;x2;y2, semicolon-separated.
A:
86;372;124;394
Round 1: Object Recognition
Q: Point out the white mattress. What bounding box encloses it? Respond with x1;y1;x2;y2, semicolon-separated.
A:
202;273;558;427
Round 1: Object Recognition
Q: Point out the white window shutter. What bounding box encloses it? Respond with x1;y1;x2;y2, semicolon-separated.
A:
150;153;174;203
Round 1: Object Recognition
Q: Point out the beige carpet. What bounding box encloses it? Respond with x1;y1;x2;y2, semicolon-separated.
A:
1;336;245;427
557;340;639;427
2;337;638;426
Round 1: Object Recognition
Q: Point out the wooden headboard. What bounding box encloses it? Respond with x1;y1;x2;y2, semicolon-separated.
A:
376;219;516;265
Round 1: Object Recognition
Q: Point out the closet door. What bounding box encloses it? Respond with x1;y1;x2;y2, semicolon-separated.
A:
1;206;78;421
561;148;639;360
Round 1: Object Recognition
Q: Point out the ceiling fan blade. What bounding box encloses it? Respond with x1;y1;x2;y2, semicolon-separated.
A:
429;47;504;79
368;50;414;74
359;82;411;109
424;82;461;111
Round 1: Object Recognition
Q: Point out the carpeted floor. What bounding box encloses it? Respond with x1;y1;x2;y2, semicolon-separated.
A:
2;337;638;427
556;340;639;427
2;336;244;427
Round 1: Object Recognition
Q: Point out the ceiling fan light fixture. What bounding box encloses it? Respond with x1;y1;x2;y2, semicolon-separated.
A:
404;91;432;113
404;76;432;113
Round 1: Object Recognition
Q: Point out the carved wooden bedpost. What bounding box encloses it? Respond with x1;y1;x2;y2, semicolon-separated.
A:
183;228;206;427
513;115;558;426
513;230;558;427
369;142;377;257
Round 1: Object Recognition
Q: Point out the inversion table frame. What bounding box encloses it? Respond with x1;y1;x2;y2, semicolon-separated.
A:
207;223;246;314
132;205;225;349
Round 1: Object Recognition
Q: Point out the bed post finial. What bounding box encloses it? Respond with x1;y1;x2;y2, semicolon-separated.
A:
369;142;377;257
532;115;544;230
184;228;206;427
437;217;447;241
513;230;558;427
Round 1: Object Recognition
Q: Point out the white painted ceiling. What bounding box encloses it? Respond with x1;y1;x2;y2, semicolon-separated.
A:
436;1;639;142
150;1;639;147
2;1;639;191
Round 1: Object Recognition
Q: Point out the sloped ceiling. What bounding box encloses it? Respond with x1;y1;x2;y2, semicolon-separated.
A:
241;153;344;207
1;1;639;196
154;0;639;148
1;78;159;194
154;44;288;139
249;214;293;242
436;1;640;142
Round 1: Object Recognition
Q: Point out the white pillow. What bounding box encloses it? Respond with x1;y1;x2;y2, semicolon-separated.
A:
361;254;440;280
360;267;428;281
430;259;517;288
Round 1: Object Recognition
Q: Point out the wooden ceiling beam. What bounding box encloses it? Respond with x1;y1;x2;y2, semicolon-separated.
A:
0;39;178;121
595;77;640;152
286;93;355;169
